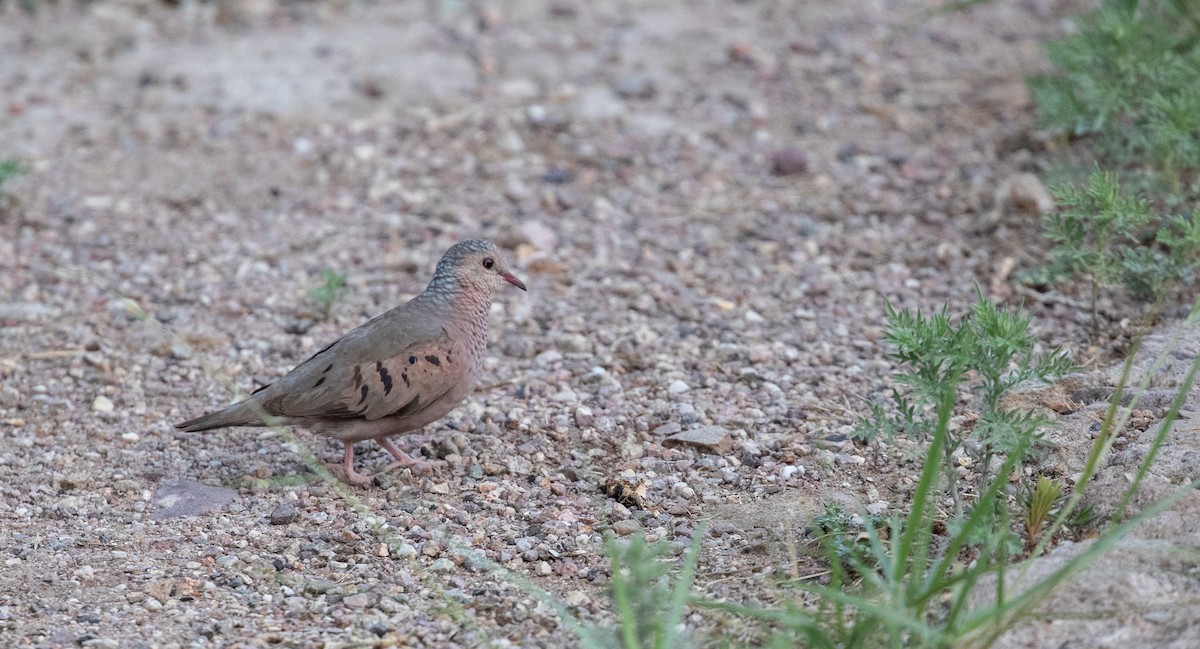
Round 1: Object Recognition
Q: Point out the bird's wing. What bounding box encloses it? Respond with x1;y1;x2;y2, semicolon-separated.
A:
252;306;466;421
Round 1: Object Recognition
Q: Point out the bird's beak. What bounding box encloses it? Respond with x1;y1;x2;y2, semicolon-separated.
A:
502;272;527;291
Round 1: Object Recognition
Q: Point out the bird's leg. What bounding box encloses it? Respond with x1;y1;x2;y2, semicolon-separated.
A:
339;441;374;485
377;437;443;476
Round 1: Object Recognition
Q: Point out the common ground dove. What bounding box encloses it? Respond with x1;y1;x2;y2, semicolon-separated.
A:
176;239;526;484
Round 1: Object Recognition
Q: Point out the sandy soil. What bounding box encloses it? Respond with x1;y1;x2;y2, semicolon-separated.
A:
1;0;1197;647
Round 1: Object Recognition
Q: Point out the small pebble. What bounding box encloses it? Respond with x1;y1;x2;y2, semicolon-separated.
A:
612;519;642;536
1142;610;1173;624
667;380;690;395
654;422;682;436
672;482;696;500
0;386;21;408
613;74;656;99
92;395;114;413
663;426;734;455
268;501;300;525
564;590;590;607
1007;172;1055;215
574;406;594;427
771;147;809;175
343;592;378;609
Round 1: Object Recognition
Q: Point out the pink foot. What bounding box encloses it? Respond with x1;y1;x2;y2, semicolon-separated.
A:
377;437;445;476
336;441;374;485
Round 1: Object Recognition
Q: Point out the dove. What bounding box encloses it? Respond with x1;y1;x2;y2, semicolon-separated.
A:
176;239;526;484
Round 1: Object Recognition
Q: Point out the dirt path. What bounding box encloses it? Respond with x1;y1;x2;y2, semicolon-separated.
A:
2;1;1197;647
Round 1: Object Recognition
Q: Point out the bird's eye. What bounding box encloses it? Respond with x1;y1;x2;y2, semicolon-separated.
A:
482;257;495;269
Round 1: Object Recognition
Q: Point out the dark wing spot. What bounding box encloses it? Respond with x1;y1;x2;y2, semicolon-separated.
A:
322;363;334;374
357;385;369;406
424;354;440;367
408;356;417;365
251;383;272;395
353;366;362;390
313;377;326;388
401;371;410;387
379;367;393;395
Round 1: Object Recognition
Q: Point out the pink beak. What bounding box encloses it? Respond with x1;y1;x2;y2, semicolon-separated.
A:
502;272;527;291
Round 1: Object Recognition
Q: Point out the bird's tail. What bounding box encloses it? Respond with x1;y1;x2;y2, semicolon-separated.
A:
176;400;272;432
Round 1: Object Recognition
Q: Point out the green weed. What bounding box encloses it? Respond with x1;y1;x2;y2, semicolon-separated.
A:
856;295;1074;513
811;505;886;577
1030;0;1200;189
307;268;349;321
1044;169;1200;317
0;159;27;220
598;531;704;649
1019;476;1061;542
0;159;24;187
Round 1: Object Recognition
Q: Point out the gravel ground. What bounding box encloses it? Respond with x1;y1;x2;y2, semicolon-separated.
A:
2;0;1198;647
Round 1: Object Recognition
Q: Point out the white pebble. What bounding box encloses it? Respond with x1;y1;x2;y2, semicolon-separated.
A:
672;482;696;500
353;144;376;160
749;344;773;363
564;590;590;607
865;501;889;515
120;432;139;442
667;380;690;395
554;387;578;402
92;395;114;413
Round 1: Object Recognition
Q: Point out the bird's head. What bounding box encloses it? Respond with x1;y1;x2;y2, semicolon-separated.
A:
433;239;527;296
